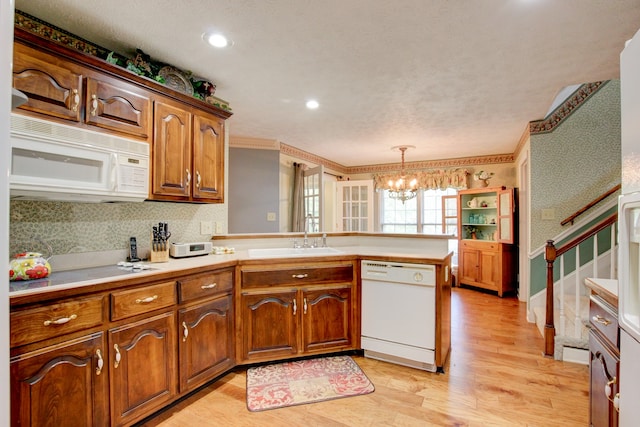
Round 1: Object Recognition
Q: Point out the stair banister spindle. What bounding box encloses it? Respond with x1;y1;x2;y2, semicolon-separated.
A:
559;255;566;336
544;240;557;357
575;245;582;338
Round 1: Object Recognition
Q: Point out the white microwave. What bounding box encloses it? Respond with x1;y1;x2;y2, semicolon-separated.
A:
9;114;149;203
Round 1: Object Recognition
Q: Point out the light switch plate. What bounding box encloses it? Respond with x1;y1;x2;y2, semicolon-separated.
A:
541;209;555;220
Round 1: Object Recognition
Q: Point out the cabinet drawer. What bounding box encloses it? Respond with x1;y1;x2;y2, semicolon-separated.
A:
590;296;619;348
111;281;177;321
178;269;233;302
460;240;498;251
10;295;105;348
242;264;354;288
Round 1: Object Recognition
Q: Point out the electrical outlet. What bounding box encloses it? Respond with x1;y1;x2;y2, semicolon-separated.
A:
267;212;277;221
215;222;223;234
200;221;213;235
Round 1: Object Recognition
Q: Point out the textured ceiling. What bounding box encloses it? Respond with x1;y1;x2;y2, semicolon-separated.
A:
14;0;640;167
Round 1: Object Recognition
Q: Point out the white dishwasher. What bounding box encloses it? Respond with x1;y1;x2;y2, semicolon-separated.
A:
361;260;438;372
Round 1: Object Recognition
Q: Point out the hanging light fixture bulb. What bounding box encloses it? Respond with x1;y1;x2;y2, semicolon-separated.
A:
387;145;418;203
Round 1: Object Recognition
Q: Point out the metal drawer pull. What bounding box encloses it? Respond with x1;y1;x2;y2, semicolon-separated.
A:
182;321;189;342
90;94;98;116
135;295;158;304
114;344;121;369
292;274;308;279
96;349;103;376
201;283;217;290
592;314;612;326
292;299;297;315
71;89;80;112
43;314;77;326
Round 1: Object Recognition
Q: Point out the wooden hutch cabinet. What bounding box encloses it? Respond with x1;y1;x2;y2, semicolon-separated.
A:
457;186;517;297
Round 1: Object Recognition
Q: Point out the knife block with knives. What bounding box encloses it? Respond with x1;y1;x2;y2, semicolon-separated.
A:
150;222;170;263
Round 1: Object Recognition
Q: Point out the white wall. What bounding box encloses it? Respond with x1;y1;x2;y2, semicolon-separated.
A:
1;1;13;425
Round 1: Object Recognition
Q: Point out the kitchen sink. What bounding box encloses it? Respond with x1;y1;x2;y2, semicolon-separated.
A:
247;247;344;258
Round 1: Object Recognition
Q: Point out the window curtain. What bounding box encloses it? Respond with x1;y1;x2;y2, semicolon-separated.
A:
372;168;469;191
291;162;307;232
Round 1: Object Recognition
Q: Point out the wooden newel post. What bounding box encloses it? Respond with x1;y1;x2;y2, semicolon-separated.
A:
544;239;557;358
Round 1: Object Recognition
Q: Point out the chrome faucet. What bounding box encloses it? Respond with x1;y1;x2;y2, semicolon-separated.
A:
303;214;315;248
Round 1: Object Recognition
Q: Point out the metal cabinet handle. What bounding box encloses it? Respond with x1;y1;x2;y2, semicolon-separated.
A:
43;314;77;326
303;297;308;314
71;88;80;112
90;94;98;116
201;283;217;290
96;349;103;376
196;171;201;189
113;344;121;369
186;169;191;186
595;351;618;408
592;314;612;326
292;274;308;279
614;393;620;412
292;299;297;315
182;321;189;342
135;295;158;304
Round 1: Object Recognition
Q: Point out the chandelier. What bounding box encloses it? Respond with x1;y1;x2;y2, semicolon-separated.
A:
387;145;418;203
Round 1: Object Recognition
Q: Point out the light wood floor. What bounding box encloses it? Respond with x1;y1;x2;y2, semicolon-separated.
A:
137;287;589;426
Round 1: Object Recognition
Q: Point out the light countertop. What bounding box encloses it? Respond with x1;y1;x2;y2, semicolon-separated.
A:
9;245;453;300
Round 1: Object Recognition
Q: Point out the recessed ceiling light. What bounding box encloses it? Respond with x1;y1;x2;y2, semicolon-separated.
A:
306;100;319;110
203;32;231;48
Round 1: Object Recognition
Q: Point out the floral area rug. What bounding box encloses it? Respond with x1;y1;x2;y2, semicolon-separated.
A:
246;355;375;411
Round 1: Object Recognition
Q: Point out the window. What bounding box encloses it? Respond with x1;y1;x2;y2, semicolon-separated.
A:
379;188;458;236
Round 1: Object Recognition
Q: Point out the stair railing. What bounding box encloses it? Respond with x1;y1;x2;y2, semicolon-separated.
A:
544;212;617;357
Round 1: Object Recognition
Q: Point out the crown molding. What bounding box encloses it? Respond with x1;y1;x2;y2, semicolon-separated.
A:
346;153;514;175
279;143;349;174
529;81;607;135
229;136;279;150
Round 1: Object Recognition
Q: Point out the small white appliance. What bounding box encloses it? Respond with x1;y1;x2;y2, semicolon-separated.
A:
169;242;213;258
9;113;149;203
360;260;437;372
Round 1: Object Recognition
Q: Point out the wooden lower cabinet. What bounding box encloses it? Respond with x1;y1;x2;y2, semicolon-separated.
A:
10;332;109;427
458;240;515;297
178;294;234;392
241;290;299;360
239;284;355;362
302;286;353;353
108;311;177;427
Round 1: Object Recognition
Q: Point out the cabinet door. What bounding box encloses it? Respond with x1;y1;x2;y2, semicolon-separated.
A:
590;333;619;427
11;333;108;427
178;295;233;392
109;311;177;427
13;44;82;122
460;247;480;283
302;286;353;353
85;77;151;138
153;100;192;198
479;249;500;291
498;188;515;244
192;113;225;201
241;291;298;361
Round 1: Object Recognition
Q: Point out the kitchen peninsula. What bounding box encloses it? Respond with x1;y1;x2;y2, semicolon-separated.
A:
9;233;452;427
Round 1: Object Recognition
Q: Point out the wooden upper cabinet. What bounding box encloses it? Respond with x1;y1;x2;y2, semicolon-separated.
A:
85;77;151;138
13;43;83;122
153;100;193;198
192;113;225;201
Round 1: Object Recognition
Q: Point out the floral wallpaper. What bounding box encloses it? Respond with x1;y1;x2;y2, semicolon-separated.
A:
529;80;621;251
9;200;226;258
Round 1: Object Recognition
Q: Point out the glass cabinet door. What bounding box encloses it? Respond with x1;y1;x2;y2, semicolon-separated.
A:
336;180;373;232
498;188;514;244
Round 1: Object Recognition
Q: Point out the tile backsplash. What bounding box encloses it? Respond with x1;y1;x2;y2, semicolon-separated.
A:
9;200;226;259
